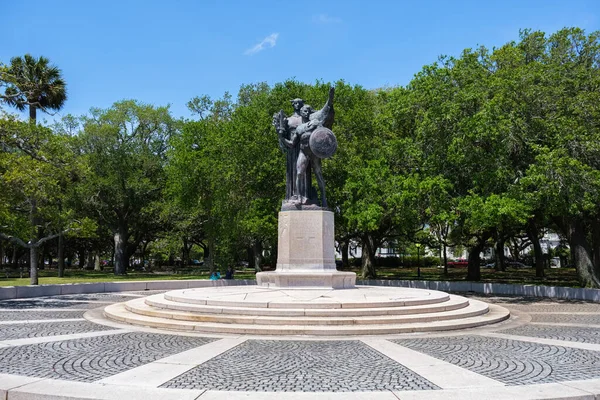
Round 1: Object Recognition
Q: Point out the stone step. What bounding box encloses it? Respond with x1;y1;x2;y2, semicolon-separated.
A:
162;287;450;309
103;302;509;335
143;294;470;317
126;297;486;325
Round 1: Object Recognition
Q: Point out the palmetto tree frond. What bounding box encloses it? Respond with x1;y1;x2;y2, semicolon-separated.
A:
2;54;67;122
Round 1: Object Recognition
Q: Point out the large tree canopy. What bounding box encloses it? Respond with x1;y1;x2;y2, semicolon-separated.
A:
3;27;600;288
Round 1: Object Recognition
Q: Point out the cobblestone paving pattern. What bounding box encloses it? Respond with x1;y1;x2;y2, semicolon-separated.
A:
0;299;104;309
0;310;85;321
0;320;114;340
499;324;600;344
395;335;600;385
529;313;600;325
162;340;438;392
0;332;214;382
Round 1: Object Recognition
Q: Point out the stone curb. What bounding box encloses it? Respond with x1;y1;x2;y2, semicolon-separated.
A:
357;279;600;302
1;278;599;303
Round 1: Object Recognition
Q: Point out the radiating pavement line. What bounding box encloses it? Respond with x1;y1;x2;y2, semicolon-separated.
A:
0;318;85;325
481;332;600;351
0;328;130;346
97;337;247;387
361;338;504;389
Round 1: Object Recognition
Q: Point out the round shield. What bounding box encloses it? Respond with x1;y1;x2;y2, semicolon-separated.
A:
309;127;338;159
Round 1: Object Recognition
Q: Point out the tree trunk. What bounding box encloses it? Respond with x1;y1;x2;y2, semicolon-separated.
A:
443;243;448;275
341;241;349;270
114;228;129;275
253;240;263;272
246;247;254;270
94;254;101;271
269;245;277;268
30;246;38;285
182;237;190;266
204;238;216;273
467;235;488;281
527;221;544;278
85;251;94;270
78;247;85;270
494;236;506;272
141;241;149;270
57;233;65;277
29;105;37;123
360;235;377;279
569;219;600;288
592;219;600;271
12;246;18;269
38;244;46;270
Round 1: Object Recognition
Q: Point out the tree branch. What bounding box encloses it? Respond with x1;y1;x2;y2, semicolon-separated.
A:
0;233;29;248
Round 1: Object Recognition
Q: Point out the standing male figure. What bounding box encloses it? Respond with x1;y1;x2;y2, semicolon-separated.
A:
273;98;310;201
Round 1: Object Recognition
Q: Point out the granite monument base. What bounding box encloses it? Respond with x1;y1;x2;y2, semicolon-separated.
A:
256;210;356;289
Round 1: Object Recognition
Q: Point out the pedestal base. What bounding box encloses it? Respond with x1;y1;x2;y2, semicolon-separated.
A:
256;271;356;289
259;210;356;288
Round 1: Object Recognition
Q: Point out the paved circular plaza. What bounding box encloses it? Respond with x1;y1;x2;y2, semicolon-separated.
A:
1;289;600;399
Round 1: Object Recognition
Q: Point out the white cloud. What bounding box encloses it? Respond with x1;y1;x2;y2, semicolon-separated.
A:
244;33;279;55
312;14;342;24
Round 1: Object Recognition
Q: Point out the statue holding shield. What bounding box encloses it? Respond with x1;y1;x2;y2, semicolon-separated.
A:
273;87;337;210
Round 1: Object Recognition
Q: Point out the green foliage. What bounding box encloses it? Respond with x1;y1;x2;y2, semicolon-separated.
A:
0;54;67;121
3;28;600;287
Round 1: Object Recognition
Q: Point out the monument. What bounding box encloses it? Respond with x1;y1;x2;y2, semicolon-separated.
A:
103;87;510;336
256;87;356;289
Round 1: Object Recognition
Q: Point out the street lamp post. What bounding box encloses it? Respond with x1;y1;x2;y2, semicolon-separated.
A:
415;243;422;279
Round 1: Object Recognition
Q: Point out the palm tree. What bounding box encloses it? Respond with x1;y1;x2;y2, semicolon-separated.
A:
3;54;67;123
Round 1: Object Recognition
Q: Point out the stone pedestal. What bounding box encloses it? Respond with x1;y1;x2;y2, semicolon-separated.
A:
256;210;356;289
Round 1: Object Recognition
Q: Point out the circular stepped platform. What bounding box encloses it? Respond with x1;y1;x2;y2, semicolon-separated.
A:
103;286;510;336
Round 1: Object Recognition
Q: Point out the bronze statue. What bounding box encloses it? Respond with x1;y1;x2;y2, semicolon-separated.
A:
273;87;337;210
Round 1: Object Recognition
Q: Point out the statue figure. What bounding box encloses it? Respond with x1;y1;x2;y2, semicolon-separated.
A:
273;98;305;201
273;87;337;210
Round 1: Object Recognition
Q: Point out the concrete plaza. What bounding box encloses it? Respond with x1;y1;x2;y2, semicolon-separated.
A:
1;290;600;399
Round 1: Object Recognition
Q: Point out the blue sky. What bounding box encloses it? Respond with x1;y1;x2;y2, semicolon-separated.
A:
2;0;599;122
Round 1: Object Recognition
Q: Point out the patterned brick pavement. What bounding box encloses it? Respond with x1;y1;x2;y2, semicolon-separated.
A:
395;335;600;385
0;290;600;395
0;310;86;321
500;324;600;344
0;332;214;382
162;340;439;392
0;320;114;340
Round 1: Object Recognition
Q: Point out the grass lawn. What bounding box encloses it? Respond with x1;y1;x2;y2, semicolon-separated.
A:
0;269;258;287
0;265;581;288
363;266;581;287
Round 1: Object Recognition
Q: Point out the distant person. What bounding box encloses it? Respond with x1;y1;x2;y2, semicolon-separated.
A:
209;271;220;280
225;266;234;280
